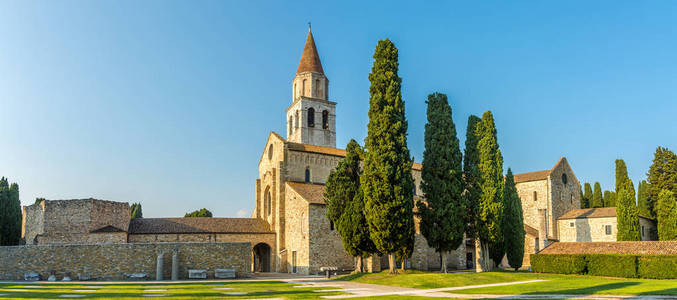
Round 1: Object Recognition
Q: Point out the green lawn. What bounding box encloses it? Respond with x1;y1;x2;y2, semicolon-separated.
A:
0;281;347;299
339;270;677;296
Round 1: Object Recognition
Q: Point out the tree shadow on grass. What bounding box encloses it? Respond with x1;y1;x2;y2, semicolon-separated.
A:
638;287;677;296
520;281;640;296
335;272;371;281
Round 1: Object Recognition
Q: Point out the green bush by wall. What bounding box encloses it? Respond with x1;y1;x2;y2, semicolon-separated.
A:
531;254;677;279
637;255;677;279
531;254;586;274
586;254;637;278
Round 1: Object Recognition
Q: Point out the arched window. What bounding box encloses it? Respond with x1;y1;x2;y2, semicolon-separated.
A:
533;191;538;201
268;144;273;160
307;108;315;127
315;79;320;97
325;80;329;99
302;79;307;97
293;83;296;99
322;110;329;130
295;111;299;128
264;187;272;217
288;117;293;134
305;168;311;183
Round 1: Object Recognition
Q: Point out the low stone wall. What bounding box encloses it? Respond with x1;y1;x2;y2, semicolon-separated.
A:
0;242;250;281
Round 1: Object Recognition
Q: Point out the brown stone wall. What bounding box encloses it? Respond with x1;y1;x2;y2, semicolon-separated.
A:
308;204;354;274
284;187;310;274
90;200;131;232
0;242;251;280
128;233;275;247
515;179;549;248
548;161;581;240
22;202;45;245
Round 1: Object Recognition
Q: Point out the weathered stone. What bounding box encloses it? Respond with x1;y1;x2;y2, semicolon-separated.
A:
214;268;235;279
188;269;207;279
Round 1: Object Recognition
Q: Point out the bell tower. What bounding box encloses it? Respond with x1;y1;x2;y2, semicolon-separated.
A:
286;26;336;148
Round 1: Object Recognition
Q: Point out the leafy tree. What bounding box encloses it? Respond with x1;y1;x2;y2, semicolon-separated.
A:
463;115;482;242
130;203;143;219
582;183;592;209
592;182;603;208
417;92;465;273
617;178;641;241
603;190;616;207
502;169;525;271
325;139;375;272
647;147;677;219
184;208;213;218
637;180;651;218
475;111;504;271
361;39;415;274
656;189;677;240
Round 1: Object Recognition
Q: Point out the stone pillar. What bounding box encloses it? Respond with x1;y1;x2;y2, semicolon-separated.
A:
365;255;381;273
156;253;164;281
171;251;179;281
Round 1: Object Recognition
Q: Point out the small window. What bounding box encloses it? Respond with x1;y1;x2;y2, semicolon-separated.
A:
562;173;568;185
288;117;293;134
533;191;538;201
322;110;329;130
412;184;416;196
305;168;311;183
315;79;320;97
268;144;273;160
330;221;334;231
535;238;540;252
307;108;315;127
605;225;612;235
570;222;574;228
302;79;307;97
295;111;299;128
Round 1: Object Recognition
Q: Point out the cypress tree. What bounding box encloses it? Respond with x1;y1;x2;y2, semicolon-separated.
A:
656;189;677;240
617;178;641;241
362;39;415;274
637;180;651;218
647;147;677;219
592;182;603;208
417;92;465;273
603;190;616;207
579;189;587;209
325;140;376;272
130;203;143;219
6;183;21;245
502;169;525;271
476;111;504;271
582;183;592;209
616;159;630;194
463;115;482;241
0;178;9;245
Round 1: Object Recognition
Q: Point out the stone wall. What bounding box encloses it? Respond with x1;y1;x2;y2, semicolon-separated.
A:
0;242;250;280
284;187;310;274
548;161;581;240
558;217;657;242
515;179;549;248
22;202;45;245
308;204;354;274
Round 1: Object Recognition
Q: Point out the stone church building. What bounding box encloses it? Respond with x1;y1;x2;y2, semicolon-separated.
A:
22;28;589;275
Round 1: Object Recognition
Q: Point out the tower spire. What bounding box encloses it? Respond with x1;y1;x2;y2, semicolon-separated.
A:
297;26;324;74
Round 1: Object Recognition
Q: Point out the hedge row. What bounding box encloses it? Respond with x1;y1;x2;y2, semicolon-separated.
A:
531;254;677;279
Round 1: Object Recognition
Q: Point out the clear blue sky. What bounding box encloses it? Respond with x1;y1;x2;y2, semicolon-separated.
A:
1;1;676;217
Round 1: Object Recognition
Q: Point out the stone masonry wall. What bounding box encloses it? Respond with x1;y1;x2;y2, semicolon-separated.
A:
548;161;581;241
284;187;310;274
22;202;45;245
0;242;250;281
308;204;354;274
515;179;548;248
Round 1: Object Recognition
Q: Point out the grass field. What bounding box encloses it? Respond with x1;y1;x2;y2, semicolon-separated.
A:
339;270;677;296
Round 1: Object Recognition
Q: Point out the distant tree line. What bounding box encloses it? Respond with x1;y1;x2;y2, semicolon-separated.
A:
185;208;213;218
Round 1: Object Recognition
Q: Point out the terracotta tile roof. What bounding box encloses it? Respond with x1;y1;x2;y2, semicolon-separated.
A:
524;224;539;237
540;241;677;255
128;218;273;234
412;162;422;171
287;142;346;157
513;170;551;183
287;181;327;205
558;207;617;220
297;28;324;74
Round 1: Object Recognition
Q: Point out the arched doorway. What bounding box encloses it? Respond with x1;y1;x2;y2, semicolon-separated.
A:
252;243;271;272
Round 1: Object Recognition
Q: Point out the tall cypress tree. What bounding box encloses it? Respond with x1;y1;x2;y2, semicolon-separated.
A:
325;139;375;272
502;169;524;271
604;190;616;207
637;180;651;218
6;183;21;245
0;177;7;245
476;111;504;271
617;178;641;241
616;159;630;194
130;203;143;219
647;147;677;219
362;39;415;274
463;115;482;242
417;92;465;273
592;182;603;208
656;189;677;241
582;183;593;209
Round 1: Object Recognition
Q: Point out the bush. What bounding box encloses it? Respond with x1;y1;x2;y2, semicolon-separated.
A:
637;255;677;279
531;254;587;274
586;254;637;278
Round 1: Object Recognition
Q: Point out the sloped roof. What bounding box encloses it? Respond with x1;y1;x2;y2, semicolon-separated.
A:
558;207;617;220
287;181;327;205
128;218;273;234
90;225;126;233
540;241;677;255
524;224;539;237
297;28;324;74
513;157;570;183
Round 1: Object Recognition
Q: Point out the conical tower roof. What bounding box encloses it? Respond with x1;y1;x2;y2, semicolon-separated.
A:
297;28;324;74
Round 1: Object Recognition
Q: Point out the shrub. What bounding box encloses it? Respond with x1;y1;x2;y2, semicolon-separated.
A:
637;255;677;279
530;254;586;274
586;254;637;278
